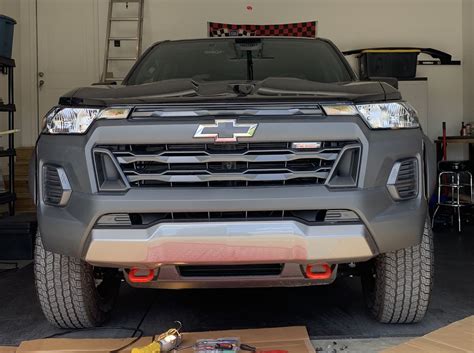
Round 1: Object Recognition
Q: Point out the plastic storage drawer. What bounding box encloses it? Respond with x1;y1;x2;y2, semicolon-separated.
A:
0;14;16;58
359;50;420;80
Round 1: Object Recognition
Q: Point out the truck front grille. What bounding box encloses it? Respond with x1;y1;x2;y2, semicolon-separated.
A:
97;141;359;188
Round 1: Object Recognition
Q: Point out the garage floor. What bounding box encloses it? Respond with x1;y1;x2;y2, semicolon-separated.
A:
0;227;472;348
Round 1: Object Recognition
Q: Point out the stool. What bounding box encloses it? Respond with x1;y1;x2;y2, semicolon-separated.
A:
432;161;473;232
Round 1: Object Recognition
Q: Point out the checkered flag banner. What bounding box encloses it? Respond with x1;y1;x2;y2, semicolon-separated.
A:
208;21;318;38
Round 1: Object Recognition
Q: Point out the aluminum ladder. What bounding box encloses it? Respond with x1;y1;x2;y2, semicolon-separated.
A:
101;0;144;83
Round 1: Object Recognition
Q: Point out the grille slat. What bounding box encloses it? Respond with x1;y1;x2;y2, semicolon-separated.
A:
126;170;331;183
98;141;357;188
116;151;339;164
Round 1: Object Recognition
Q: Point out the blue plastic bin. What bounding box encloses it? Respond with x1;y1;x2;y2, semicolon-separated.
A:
0;14;16;59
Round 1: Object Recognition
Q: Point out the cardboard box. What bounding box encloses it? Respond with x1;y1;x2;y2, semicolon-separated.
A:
383;316;474;353
13;326;315;353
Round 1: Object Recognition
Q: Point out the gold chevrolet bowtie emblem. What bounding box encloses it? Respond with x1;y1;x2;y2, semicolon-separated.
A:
194;119;258;142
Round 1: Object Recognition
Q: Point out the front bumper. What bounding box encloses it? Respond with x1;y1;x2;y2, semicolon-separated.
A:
34;115;430;265
86;222;373;268
40;184;426;262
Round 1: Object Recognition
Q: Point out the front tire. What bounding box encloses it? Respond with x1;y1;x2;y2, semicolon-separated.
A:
362;218;434;323
34;231;120;328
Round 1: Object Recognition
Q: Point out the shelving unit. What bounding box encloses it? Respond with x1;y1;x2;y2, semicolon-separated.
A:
0;56;16;216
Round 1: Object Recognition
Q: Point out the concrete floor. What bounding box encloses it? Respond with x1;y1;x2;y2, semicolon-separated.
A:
0;227;472;352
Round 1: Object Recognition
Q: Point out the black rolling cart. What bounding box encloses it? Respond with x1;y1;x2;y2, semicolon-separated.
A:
0;56;16;216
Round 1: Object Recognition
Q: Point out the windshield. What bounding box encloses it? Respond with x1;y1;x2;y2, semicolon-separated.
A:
125;38;354;85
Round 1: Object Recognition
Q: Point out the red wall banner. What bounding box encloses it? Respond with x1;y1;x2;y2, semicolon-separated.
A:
208;21;318;38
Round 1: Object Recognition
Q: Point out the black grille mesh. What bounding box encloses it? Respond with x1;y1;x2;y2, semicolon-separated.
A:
395;159;418;199
43;165;64;205
178;264;283;277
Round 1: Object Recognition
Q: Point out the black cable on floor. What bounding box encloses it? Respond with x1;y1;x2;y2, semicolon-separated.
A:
43;326;143;339
0;268;17;275
0;262;19;276
133;292;157;337
110;327;144;353
43;326;144;353
39;292;156;352
111;292;157;352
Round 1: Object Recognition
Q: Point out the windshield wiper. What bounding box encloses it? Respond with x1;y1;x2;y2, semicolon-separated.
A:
246;50;254;80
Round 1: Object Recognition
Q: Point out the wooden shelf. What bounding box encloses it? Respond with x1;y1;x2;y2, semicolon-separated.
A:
0;192;16;205
0;57;15;68
436;136;474;143
418;60;461;66
0;149;15;158
0;104;15;112
399;77;428;82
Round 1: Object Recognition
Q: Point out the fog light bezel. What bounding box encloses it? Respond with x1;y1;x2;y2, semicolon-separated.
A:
42;164;72;207
387;157;419;201
93;148;130;192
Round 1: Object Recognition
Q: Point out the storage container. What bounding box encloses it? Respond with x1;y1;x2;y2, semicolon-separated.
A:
0;14;16;59
0;214;36;260
359;49;420;80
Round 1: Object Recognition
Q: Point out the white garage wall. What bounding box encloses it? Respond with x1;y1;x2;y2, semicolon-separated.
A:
463;0;474;124
0;0;472;158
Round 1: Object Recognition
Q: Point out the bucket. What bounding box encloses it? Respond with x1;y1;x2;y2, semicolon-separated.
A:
0;15;16;58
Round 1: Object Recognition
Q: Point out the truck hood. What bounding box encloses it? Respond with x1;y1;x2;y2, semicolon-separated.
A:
59;77;401;107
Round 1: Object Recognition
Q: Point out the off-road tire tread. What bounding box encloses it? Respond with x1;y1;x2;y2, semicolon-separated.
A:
367;219;434;323
34;232;107;328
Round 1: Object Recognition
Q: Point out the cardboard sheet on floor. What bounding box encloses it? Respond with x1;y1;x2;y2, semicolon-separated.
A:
383;316;474;353
0;347;17;353
12;326;315;353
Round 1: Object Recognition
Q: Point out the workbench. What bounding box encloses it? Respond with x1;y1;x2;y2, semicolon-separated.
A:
435;136;474;162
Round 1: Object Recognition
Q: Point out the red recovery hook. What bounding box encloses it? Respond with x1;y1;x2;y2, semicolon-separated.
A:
305;264;332;280
128;268;155;283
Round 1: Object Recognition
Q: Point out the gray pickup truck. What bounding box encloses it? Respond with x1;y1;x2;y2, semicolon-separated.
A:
31;37;435;329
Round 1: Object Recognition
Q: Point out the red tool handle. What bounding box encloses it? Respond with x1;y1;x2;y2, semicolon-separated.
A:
442;122;447;161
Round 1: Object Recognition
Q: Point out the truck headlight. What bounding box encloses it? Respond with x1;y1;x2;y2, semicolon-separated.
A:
356;103;419;129
322;102;420;129
43;107;130;134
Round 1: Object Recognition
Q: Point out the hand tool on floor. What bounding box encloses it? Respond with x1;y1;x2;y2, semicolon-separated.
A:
193;339;258;353
194;339;241;353
132;322;182;353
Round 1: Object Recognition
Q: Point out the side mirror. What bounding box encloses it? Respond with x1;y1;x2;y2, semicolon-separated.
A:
365;76;399;89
